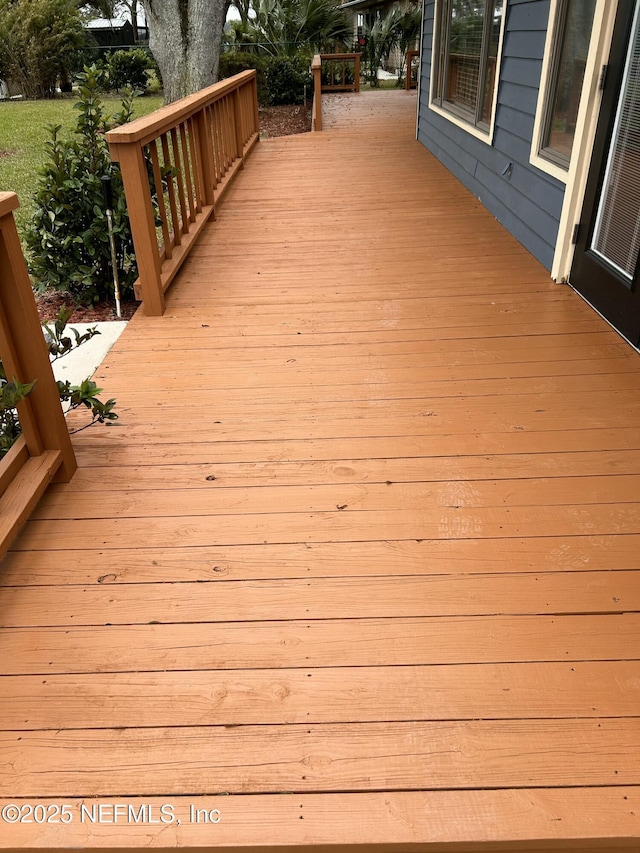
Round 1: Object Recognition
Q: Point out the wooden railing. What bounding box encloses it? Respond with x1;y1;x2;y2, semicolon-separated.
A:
320;53;360;93
0;192;77;559
106;70;260;316
406;49;420;91
312;53;361;133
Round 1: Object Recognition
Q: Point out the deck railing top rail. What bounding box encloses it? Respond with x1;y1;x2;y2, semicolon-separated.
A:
107;70;257;147
107;70;260;316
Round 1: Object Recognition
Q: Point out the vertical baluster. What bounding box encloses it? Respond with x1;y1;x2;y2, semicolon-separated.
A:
225;96;233;169
187;116;204;213
148;139;172;259
209;103;220;184
193;107;216;208
179;122;197;223
252;73;260;135
241;85;248;145
233;86;244;164
170;127;189;234
220;98;229;173
220;96;229;170
161;133;181;247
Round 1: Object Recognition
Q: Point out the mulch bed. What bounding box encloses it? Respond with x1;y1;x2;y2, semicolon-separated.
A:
36;291;138;324
258;103;312;138
35;105;311;323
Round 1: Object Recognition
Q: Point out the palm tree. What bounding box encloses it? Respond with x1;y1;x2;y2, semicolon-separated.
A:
237;0;350;57
362;10;401;87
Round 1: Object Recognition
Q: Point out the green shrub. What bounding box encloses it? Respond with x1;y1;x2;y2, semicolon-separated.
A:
106;48;153;93
0;368;35;458
219;51;268;105
264;53;312;106
0;306;118;458
25;65;138;305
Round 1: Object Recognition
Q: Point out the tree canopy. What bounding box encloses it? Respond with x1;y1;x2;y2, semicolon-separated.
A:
0;0;85;98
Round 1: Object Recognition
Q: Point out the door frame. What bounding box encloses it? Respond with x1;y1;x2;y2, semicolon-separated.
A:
551;0;621;283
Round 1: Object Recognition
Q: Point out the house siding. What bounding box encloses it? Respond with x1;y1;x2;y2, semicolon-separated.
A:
417;0;565;270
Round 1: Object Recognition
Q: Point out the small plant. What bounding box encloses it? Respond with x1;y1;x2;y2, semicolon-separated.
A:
0;306;118;458
25;65;138;305
0;368;35;457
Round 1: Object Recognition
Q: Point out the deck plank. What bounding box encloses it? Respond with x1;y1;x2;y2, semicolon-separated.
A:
2;90;640;850
1;614;638;674
1;570;639;627
3;719;640;797
2;661;639;729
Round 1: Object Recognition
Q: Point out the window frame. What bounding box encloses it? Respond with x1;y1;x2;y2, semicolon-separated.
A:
531;0;597;183
429;0;506;145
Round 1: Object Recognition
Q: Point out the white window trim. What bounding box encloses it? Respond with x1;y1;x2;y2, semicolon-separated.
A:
530;0;573;182
551;0;619;281
428;0;507;146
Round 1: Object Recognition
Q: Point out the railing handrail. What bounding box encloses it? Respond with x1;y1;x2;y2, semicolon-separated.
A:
321;52;359;61
107;70;257;148
0;191;18;219
0;192;76;558
107;70;260;316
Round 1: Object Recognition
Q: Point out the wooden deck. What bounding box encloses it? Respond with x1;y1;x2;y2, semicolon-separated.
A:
1;90;640;851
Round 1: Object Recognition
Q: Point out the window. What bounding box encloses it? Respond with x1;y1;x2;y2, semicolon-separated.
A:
433;0;504;133
539;0;597;169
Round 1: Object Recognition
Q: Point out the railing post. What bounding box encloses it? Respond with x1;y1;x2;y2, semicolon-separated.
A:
355;53;361;93
0;193;76;482
251;74;260;137
312;55;322;132
233;87;245;168
109;143;165;316
194;107;216;208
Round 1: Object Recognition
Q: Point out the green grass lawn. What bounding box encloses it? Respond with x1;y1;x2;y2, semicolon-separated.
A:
0;94;163;236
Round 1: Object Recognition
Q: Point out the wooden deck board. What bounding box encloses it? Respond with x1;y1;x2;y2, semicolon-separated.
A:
2;90;640;850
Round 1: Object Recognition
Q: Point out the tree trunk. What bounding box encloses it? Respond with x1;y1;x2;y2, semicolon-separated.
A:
143;0;227;103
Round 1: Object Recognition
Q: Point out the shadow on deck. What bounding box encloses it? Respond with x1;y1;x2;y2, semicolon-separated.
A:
1;90;640;851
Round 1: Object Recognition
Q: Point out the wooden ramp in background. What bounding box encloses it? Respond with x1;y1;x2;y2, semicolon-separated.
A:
1;91;640;851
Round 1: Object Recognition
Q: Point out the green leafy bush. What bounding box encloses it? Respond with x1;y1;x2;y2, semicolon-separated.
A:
219;51;268;105
0;306;118;459
106;49;153;93
0;368;35;457
25;65;137;305
0;0;85;98
264;53;312;106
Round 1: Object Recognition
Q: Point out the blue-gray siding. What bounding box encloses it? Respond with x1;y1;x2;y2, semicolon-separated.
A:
417;0;565;270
